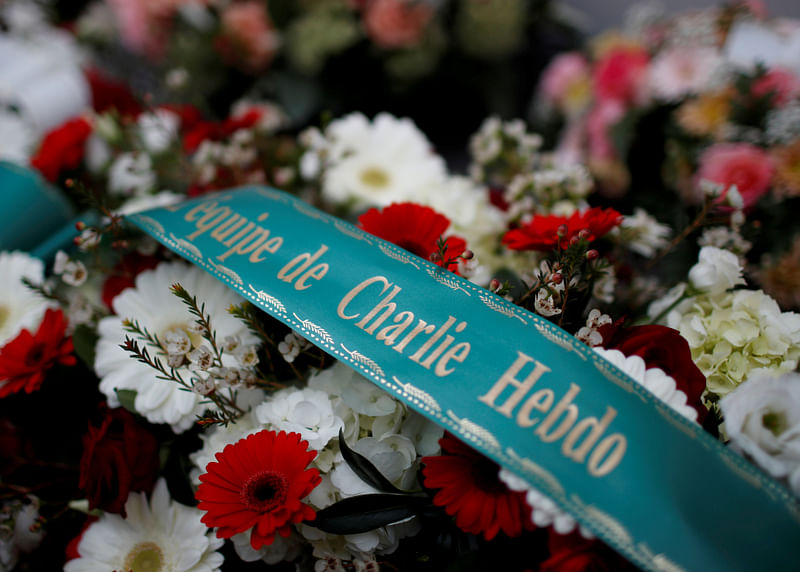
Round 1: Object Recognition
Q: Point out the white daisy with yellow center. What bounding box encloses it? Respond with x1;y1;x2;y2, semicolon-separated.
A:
95;261;263;432
65;479;224;572
316;112;447;209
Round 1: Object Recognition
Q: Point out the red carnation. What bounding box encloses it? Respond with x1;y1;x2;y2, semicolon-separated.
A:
598;322;708;422
0;309;75;398
30;117;92;182
541;530;637;571
503;207;622;252
359;203;468;273
196;430;321;549
422;433;534;540
79;407;159;516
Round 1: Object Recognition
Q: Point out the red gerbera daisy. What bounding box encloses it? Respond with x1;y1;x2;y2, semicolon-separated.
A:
0;308;75;398
422;433;534;540
358;203;468;273
195;430;321;549
502;207;623;252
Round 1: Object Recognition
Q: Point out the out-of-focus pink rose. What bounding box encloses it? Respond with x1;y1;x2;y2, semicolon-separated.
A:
363;0;433;49
740;0;768;19
107;0;205;59
540;52;592;116
592;46;650;105
751;68;800;107
696;143;774;208
586;99;625;161
219;1;280;74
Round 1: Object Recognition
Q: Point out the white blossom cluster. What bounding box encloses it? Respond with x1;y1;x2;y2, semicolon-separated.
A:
503;162;593;221
468;116;543;185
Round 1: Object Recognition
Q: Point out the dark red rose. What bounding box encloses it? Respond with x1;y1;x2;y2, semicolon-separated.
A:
598;322;707;422
85;69;142;116
79;407;159;516
503;207;622;252
541;531;637;572
30;117;92;182
101;253;160;310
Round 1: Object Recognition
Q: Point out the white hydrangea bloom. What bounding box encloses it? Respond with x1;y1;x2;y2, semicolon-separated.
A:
255;387;344;450
64;479;224;572
721;372;800;493
665;288;800;400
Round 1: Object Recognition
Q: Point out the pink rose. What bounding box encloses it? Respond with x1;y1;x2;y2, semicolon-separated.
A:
751;68;800;107
592;46;650;105
219;1;280;73
696;143;774;208
540;52;592;116
363;0;432;49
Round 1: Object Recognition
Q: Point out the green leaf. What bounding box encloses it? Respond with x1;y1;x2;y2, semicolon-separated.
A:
338;429;403;494
115;389;138;414
310;494;432;534
71;324;98;367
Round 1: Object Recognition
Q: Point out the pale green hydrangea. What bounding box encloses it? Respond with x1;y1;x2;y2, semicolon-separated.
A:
665;288;800;404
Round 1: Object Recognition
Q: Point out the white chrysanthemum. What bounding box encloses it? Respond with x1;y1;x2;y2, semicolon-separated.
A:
315;112;447;208
64;479;224;572
95;261;262;432
255;387;344;450
594;348;698;421
721;372;800;492
0;251;53;345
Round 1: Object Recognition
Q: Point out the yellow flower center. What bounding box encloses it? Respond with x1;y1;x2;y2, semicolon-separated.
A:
360;167;390;190
0;305;8;331
762;411;787;437
123;542;164;572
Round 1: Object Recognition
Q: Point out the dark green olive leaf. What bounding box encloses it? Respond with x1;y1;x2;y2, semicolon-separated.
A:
71;324;98;367
310;494;432;534
115;389;138;414
338;428;403;494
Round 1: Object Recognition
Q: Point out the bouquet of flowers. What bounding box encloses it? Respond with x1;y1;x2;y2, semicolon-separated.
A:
1;1;800;571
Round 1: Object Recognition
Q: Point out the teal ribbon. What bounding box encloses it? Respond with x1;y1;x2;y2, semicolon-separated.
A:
127;186;800;571
0;161;76;255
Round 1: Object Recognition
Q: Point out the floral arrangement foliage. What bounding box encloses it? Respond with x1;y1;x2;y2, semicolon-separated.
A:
1;1;800;571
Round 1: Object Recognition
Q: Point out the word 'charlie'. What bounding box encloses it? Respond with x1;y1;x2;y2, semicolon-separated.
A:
337;276;471;377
